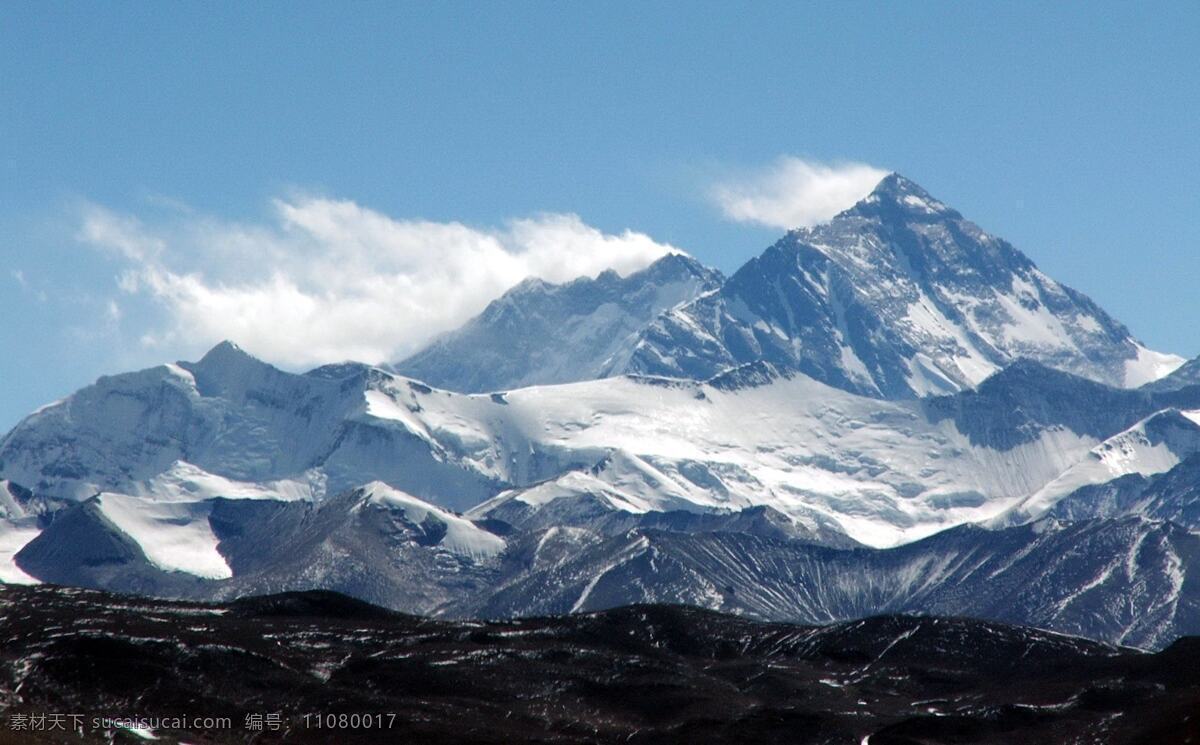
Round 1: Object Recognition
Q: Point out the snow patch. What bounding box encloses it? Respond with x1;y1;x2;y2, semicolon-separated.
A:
1124;345;1186;387
1006;412;1200;522
361;482;504;559
95;494;232;579
130;461;320;502
0;522;40;584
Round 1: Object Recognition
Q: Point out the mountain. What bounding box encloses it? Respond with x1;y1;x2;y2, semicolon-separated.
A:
394;253;723;392
14;475;1200;649
0;341;508;510
463;515;1200;650
12;345;1200;553
8;343;1200;646
609;174;1182;398
997;408;1200;525
1143;353;1200;392
1;173;1197;657
1042;449;1200;530
8;584;1198;745
15;483;505;613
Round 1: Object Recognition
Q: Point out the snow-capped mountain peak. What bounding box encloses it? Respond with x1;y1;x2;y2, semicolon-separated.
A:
842;172;957;219
614;174;1178;398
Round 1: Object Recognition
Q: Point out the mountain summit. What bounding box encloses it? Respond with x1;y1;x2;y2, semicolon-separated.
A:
393;253;722;392
610;174;1181;398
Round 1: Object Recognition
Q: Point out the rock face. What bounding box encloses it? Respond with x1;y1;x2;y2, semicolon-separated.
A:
393;253;723;393
13;479;1200;650
611;174;1179;398
459;515;1200;651
4;584;1199;745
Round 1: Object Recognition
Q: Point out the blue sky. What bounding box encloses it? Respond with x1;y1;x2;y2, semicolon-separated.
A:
2;2;1198;430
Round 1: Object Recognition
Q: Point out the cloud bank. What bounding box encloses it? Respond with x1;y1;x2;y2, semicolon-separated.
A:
78;198;680;367
710;157;888;230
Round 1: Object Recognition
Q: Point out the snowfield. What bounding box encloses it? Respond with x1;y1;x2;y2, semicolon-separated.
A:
3;341;1190;551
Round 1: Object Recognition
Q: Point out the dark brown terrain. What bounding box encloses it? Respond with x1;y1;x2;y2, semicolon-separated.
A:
0;584;1197;744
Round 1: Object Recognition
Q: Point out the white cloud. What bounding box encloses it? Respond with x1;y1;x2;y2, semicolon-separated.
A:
710;157;888;230
77;197;681;367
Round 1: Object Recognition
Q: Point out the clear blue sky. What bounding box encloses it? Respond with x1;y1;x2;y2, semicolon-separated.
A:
2;2;1198;430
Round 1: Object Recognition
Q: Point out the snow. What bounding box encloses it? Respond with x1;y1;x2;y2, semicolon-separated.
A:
1002;411;1200;522
2;350;1122;549
163;362;196;385
0;481;27;520
0;522;40;584
570;535;650;612
902;292;999;386
95;493;232;579
463;372;1102;547
361;482;504;559
993;277;1079;350
838;344;876;387
27;397;66;418
129;461;320;502
0;330;1178;554
1075;314;1103;333
1124;345;1187;387
363;389;433;443
902;194;946;213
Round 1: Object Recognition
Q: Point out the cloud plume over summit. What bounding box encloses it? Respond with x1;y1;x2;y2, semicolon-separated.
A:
78;197;679;367
711;157;888;230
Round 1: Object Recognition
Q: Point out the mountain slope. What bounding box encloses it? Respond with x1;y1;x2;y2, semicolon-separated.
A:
3;347;1200;650
0;342;511;510
997;409;1200;525
15;483;505;614
394;253;723;392
466;516;1200;650
18;480;1198;650
1043;450;1200;530
611;174;1181;398
1143;353;1200;392
8;584;1197;745
4;345;1200;550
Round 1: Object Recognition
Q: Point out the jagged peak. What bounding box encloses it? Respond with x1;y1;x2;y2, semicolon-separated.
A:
871;172;933;200
179;340;284;396
644;251;706;272
509;252;714;294
476;254;719;321
839;172;959;220
195;340;256;368
507;276;552;295
304;361;375;381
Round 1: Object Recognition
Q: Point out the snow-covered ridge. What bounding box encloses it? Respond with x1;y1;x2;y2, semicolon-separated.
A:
393;253;723;393
357;481;505;559
996;409;1200;526
7;341;1197;551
